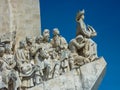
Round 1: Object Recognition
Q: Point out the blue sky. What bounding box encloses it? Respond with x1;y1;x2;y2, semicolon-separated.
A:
40;0;120;89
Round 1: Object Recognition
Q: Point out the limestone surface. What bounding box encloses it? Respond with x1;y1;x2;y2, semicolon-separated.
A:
28;57;106;90
0;0;41;46
0;1;107;90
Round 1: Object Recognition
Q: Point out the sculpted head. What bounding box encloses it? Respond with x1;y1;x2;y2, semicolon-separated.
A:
43;29;50;42
76;35;84;43
53;28;60;36
43;29;50;36
26;36;33;45
76;9;85;21
35;35;43;44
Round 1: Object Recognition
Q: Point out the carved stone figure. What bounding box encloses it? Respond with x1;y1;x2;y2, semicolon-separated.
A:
42;29;53;55
69;35;90;66
0;47;21;90
76;10;97;38
60;50;70;73
15;40;34;89
35;35;43;50
3;45;21;90
3;44;16;69
15;40;29;65
50;28;70;75
0;31;16;54
0;25;100;90
0;6;106;89
51;28;68;53
25;36;37;65
82;38;98;61
69;35;85;54
26;36;33;50
35;48;51;81
0;47;8;90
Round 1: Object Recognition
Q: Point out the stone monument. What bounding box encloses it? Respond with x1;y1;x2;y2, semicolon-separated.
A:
0;1;106;90
0;0;41;47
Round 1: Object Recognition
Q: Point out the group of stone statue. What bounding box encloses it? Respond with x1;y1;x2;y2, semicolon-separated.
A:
0;10;98;90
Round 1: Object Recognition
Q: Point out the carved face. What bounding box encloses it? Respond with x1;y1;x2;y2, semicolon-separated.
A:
44;35;50;42
76;38;84;44
76;10;85;21
77;14;84;21
53;28;60;36
76;35;84;43
36;36;43;44
26;36;33;45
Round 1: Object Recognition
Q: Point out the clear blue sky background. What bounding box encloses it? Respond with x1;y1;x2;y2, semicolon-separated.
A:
40;0;120;89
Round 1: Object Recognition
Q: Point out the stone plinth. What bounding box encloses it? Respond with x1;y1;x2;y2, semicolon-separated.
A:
0;0;41;46
28;57;107;90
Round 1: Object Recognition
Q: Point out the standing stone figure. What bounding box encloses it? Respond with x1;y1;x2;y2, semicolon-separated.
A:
3;45;16;70
50;28;70;74
3;45;21;90
35;48;51;81
0;47;20;90
75;9;98;64
15;40;34;89
42;29;53;54
76;10;97;37
51;28;68;53
35;35;43;51
15;40;29;65
25;36;35;62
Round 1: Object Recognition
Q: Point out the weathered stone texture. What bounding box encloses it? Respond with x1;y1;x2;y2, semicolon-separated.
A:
0;0;11;34
0;0;41;46
29;57;107;90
